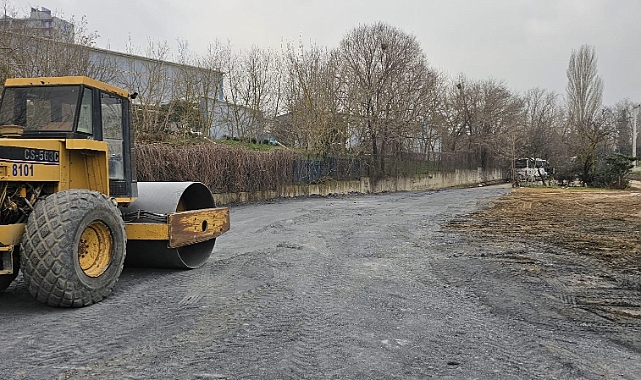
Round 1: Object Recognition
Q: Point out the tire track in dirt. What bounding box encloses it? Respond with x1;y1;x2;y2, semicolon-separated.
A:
0;267;192;379
266;240;350;379
382;227;555;379
7;187;641;379
59;249;289;379
315;191;555;378
214;215;361;379
433;227;641;379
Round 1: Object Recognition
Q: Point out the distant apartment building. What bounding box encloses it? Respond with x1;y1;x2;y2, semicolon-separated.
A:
0;7;74;38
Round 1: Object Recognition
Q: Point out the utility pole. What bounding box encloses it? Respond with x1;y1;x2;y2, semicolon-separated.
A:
634;104;640;167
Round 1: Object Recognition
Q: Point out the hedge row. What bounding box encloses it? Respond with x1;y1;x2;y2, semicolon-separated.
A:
134;142;296;193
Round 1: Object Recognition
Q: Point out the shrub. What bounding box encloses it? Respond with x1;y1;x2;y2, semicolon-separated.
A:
591;153;635;189
134;141;295;193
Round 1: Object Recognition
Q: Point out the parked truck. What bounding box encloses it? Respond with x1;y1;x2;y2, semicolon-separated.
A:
512;157;551;182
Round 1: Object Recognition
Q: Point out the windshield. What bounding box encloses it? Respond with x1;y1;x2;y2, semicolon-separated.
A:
514;158;530;169
534;159;548;168
0;85;82;132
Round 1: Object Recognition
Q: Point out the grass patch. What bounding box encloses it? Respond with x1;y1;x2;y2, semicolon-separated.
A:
216;139;276;151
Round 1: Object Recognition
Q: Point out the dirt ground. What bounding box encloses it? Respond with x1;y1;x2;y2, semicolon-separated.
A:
3;186;641;379
449;186;641;326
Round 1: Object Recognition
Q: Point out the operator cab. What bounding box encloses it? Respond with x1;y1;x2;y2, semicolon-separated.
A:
0;77;136;198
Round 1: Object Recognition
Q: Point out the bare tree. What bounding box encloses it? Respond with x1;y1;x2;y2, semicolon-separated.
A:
0;15;101;82
338;22;434;176
196;41;230;138
440;76;522;170
414;70;447;159
477;79;523;170
281;42;347;154
117;39;177;139
522;88;565;160
170;40;228;138
566;44;611;183
222;46;282;143
610;99;639;156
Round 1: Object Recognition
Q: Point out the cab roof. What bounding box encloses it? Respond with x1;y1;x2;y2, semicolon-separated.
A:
4;76;130;99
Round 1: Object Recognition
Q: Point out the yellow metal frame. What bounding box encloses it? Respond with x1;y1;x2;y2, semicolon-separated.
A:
167;208;230;248
0;224;24;275
0;245;13;275
5;76;130;98
65;140;110;196
125;207;230;248
0;224;25;246
125;223;169;241
0;138;110;195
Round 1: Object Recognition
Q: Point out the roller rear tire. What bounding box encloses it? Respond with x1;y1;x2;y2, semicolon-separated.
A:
20;190;126;307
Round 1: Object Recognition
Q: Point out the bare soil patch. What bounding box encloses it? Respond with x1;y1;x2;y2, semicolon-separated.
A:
449;187;641;329
455;187;641;268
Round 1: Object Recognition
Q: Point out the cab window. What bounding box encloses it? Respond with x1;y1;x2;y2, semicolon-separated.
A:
0;85;81;131
77;87;93;134
101;92;124;180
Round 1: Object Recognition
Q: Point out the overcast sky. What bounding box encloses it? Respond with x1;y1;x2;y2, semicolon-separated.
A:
17;0;641;106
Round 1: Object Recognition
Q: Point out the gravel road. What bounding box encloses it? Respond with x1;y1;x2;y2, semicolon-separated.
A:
1;186;641;379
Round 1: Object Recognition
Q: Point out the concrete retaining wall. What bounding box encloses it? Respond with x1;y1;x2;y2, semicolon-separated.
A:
213;168;504;205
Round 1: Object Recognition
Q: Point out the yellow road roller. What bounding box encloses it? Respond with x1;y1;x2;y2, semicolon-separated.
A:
0;76;230;307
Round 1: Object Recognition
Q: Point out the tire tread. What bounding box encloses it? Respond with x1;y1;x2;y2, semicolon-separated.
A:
21;190;126;307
